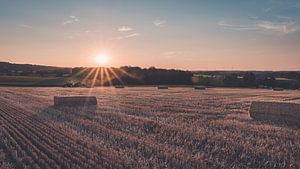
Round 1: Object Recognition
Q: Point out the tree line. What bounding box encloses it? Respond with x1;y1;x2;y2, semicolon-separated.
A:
196;72;300;89
71;66;193;86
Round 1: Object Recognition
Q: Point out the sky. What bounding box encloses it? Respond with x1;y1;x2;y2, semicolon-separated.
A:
0;0;300;70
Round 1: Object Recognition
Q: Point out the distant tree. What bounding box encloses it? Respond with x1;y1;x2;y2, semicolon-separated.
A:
223;74;240;87
243;72;256;87
20;72;30;76
192;76;211;85
38;71;45;77
286;72;300;80
56;72;64;77
149;66;156;70
117;66;192;85
262;77;275;87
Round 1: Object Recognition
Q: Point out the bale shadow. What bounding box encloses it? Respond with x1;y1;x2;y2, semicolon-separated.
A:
32;105;97;124
224;113;300;130
248;118;300;130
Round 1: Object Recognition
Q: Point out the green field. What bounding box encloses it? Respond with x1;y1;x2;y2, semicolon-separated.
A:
0;76;72;86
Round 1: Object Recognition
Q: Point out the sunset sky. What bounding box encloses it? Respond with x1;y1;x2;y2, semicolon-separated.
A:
0;0;300;70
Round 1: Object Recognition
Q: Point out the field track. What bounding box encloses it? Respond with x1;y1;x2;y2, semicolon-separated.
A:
0;87;300;169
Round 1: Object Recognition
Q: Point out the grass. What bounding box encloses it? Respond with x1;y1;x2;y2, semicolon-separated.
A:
0;87;299;169
0;76;76;86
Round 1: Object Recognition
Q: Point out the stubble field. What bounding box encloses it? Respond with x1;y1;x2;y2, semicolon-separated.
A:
0;87;299;169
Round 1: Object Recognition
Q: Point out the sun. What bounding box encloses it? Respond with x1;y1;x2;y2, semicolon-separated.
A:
95;54;109;66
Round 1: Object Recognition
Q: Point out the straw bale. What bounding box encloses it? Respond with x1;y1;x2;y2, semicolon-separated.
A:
158;86;168;89
194;86;206;90
249;101;300;125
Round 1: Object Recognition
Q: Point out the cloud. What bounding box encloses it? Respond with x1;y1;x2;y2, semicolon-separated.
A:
164;51;177;55
118;26;133;32
69;15;79;21
257;21;297;34
153;19;166;27
63;15;79;25
63;20;73;25
19;24;33;28
110;33;140;40
218;20;298;35
163;51;179;59
248;15;259;20
276;16;291;20
264;7;273;13
124;33;139;38
218;21;258;31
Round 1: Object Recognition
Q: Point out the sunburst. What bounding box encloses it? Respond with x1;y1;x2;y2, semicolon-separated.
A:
95;54;109;66
70;55;139;93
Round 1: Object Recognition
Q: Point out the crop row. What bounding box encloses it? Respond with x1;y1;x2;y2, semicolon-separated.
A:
0;99;132;169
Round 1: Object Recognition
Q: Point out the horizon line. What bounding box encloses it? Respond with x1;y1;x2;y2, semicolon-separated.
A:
1;60;300;72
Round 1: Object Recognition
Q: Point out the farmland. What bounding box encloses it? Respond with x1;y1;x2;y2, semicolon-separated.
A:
0;75;77;87
0;87;300;169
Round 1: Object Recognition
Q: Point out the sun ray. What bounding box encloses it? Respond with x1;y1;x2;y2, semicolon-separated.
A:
84;68;97;98
84;67;99;104
108;68;124;85
100;67;104;86
82;68;96;85
104;68;113;86
71;67;89;78
91;67;100;87
119;68;140;80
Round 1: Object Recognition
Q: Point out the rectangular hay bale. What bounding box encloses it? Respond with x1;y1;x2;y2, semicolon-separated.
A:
54;96;97;107
249;101;300;125
273;88;284;91
157;86;168;89
194;86;206;90
115;85;125;88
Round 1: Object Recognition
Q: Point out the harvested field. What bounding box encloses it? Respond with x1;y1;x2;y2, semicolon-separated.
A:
54;96;98;107
0;87;300;169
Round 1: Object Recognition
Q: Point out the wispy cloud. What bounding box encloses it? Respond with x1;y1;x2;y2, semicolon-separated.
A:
276;15;291;20
218;19;298;35
264;7;273;13
63;20;73;25
124;33;139;38
248;15;259;20
63;15;79;25
163;51;179;59
257;21;297;34
118;26;133;32
218;21;258;31
69;15;79;22
110;33;140;40
19;24;33;29
153;19;166;27
164;51;177;55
